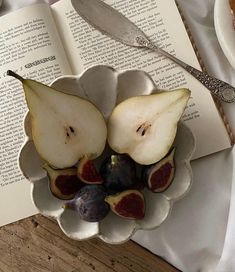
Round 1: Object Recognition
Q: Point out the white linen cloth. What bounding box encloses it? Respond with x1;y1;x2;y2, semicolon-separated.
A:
1;0;235;271
134;1;235;271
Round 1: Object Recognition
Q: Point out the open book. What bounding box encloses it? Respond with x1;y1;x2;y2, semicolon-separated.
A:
0;0;233;226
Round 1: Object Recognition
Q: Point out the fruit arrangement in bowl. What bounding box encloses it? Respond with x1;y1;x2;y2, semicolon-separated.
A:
12;65;195;244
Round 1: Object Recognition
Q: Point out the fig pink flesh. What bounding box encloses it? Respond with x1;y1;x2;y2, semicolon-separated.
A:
80;160;103;183
114;193;144;219
55;175;82;195
150;162;172;190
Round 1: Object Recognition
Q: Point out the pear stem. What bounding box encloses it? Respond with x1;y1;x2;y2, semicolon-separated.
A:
7;70;24;82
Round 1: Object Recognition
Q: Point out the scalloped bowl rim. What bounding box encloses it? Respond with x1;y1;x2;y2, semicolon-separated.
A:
18;65;195;244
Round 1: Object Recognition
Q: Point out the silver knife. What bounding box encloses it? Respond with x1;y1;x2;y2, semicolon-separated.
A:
71;0;235;103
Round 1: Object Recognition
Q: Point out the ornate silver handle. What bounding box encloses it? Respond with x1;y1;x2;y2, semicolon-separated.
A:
136;36;235;103
185;65;235;103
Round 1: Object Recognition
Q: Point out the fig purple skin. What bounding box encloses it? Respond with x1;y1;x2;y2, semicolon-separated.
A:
100;154;137;194
65;185;110;222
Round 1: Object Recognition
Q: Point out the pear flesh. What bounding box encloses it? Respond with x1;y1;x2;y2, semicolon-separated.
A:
108;89;190;165
8;71;107;169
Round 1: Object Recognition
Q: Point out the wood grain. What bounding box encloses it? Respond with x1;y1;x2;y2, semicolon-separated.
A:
0;215;180;272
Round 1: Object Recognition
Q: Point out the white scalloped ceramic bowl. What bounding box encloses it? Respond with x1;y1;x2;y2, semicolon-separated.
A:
19;65;195;244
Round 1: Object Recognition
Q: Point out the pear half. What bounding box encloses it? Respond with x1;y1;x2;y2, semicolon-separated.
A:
108;89;190;165
8;71;107;169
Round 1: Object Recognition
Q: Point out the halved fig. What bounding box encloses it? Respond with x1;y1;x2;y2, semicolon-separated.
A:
105;190;145;220
43;164;83;200
143;148;175;193
77;156;103;184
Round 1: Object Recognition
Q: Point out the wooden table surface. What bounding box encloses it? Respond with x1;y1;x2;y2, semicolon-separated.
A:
0;215;180;272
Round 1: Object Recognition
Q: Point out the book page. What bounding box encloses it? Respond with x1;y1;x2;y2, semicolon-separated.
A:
0;3;72;226
52;0;232;159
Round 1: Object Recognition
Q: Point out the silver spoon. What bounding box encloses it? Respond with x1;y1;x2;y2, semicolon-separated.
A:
71;0;235;103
